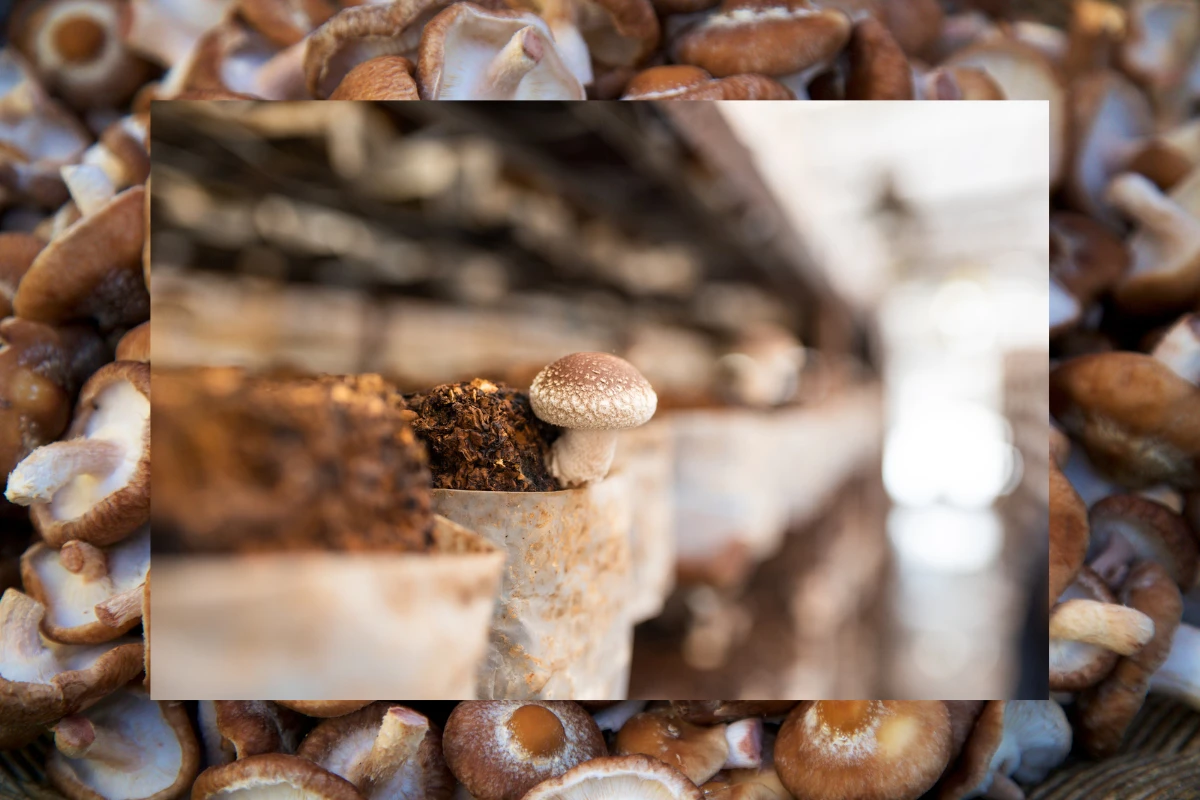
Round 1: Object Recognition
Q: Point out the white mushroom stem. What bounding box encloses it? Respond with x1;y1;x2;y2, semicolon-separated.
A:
1107;173;1200;273
723;718;763;770
1050;277;1081;332
1150;313;1200;384
4;439;124;506
60;164;116;217
0;590;47;664
540;0;592;86
95;587;144;629
1088;536;1139;590
59;541;109;582
548;428;618;488
1150;623;1200;710
1049;598;1155;655
481;27;545;100
54;715;143;769
356;707;428;787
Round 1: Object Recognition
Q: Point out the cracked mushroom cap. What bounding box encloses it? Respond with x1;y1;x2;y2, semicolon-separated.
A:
0;232;44;316
1089;494;1199;590
193;754;365;800
671;0;852;86
443;701;606;800
614;710;762;785
198;701;308;766
47;688;200;800
115;321;149;363
328;55;420;99
1078;561;1183;758
20;525;149;644
934;701;1071;800
0;588;143;750
14;184;148;333
276;701;373;718
418;3;585;100
1050;567;1122;692
297;703;453;800
530;352;656;431
775;701;952;800
522;756;701;800
621;65;794;99
1050;352;1200;489
6;360;150;548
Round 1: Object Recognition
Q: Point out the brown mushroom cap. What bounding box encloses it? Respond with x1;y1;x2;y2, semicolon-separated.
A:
523;755;702;800
0;589;143;750
443;701;606;800
1049;211;1130;308
614;711;761;785
666;702;798;724
621;65;794;100
1050;459;1090;610
7;360;150;548
1089;494;1199;590
845;15;914;100
239;0;337;48
46;689;200;800
671;0;852;83
0;318;76;483
198;701;309;766
193;754;365;800
329;56;420;100
297;703;453;800
0;232;45;316
277;701;373;718
775;701;952;800
14;185;148;333
115;321;150;363
508;0;661;77
1050;567;1122;691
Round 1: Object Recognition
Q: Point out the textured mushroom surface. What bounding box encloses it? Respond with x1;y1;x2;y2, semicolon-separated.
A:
522;755;702;800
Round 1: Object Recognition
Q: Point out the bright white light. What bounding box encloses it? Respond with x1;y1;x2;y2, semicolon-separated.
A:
887;505;1003;573
932;279;996;353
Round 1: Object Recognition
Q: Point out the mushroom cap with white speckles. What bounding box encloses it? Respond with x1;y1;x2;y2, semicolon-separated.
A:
529;353;656;430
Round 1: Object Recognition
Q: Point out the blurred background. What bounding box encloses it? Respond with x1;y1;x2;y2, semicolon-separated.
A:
150;101;1048;699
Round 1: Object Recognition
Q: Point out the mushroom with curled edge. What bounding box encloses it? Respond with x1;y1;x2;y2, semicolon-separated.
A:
417;4;585;100
6;361;150;548
0;589;143;749
1107;171;1200;313
934;701;1072;800
529;351;657;488
1050;567;1123;692
276;701;373;718
193;755;365;800
670;0;852;98
20;526;150;644
522;756;702;800
297;703;454;800
614;710;763;785
47;689;200;800
621;66;794;100
442;701;607;800
774;701;953;800
115;321;149;363
198;701;308;766
329;56;420;100
1088;494;1199;591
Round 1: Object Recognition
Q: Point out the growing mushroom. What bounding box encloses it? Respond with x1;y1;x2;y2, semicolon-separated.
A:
521;756;701;800
297;703;454;800
614;710;763;785
0;588;143;749
6;360;150;548
774;701;953;800
46;689;200;800
442;701;606;800
20;525;150;644
529;351;657;488
198;701;309;766
193;754;365;800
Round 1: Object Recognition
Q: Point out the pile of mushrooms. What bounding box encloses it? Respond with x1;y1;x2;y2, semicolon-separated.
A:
3;700;1081;800
1045;0;1200;763
5;0;1197;102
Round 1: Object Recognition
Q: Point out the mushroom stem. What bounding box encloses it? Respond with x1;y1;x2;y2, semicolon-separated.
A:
95;585;143;629
984;773;1025;800
548;428;618;488
1049;598;1156;655
1150;623;1200;709
358;707;428;788
59;540;109;581
5;438;124;506
1150;313;1200;384
53;715;143;769
723;718;763;770
1088;535;1138;590
0;590;47;662
480;27;544;100
60;164;115;217
540;0;592;86
1106;173;1200;268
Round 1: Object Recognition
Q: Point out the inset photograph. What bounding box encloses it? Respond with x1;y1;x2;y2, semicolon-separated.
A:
148;100;1047;700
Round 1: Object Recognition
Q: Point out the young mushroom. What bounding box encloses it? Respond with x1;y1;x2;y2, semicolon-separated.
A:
774;701;953;800
199;701;309;766
193;754;365;800
20;525;150;644
521;755;701;800
442;701;607;800
529;351;657;488
614;710;763;785
6;361;150;548
297;703;454;800
47;689;200;800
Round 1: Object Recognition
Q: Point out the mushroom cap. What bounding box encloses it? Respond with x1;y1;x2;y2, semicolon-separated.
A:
0;589;143;750
1050;567;1121;692
775;701;952;800
193;754;365;800
614;711;731;785
1051;352;1200;489
671;0;852;79
14;185;148;333
198;700;308;766
1110;167;1200;313
20;526;150;644
1049;211;1130;307
1090;494;1199;589
115;321;150;363
1078;561;1183;758
0;317;75;481
238;0;336;47
0;231;45;316
845;15;914;100
442;701;606;800
530;352;656;431
621;65;794;99
276;701;373;718
521;755;702;800
1050;459;1090;610
509;0;661;69
25;360;151;548
297;703;453;800
328;56;420;100
46;689;200;800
